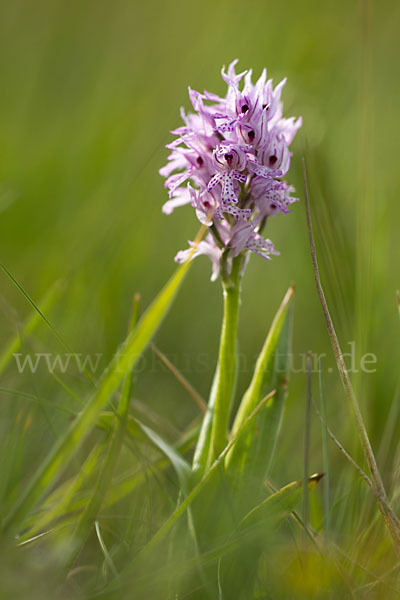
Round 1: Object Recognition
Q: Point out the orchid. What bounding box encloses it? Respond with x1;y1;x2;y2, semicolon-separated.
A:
160;59;301;280
4;9;400;599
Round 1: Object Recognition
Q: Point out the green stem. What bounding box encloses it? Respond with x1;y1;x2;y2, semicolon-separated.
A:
192;255;242;472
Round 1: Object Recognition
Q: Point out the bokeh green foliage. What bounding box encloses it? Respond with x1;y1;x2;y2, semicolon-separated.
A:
1;0;400;597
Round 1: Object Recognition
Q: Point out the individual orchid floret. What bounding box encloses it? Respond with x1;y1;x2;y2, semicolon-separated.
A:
175;235;223;282
257;133;291;175
160;60;301;280
162;187;192;216
228;221;279;261
188;184;219;225
251;177;299;217
245;231;280;260
212;143;247;172
207;143;247;208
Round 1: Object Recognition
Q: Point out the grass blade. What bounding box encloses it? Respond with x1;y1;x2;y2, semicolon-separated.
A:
151;343;208;413
66;296;140;564
303;158;400;553
318;358;331;535
136;391;275;561
19;442;108;542
137;421;192;493
2;236;202;534
217;473;324;599
303;352;312;531
0;279;64;375
95;520;118;578
21;420;201;539
0;265;68;355
240;473;324;529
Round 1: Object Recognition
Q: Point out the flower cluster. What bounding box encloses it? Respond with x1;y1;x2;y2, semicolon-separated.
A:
160;60;301;281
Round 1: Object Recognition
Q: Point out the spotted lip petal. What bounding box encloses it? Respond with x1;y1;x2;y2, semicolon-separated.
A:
246;159;283;179
160;60;301;280
251;177;299;217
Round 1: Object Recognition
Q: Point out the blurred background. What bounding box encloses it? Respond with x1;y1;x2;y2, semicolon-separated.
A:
0;0;399;594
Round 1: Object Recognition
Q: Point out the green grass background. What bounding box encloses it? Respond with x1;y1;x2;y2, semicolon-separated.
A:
0;0;399;597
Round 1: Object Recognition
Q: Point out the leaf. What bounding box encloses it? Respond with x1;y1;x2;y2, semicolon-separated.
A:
136;421;192;493
2;252;196;533
97;412;144;440
19;420;200;541
136;391;274;562
218;473;324;599
66;298;140;565
97;412;194;492
19;442;108;542
225;285;294;491
240;473;324;530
